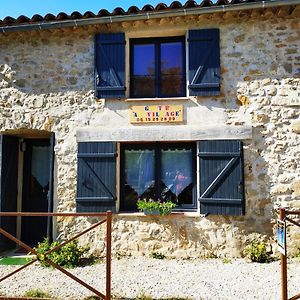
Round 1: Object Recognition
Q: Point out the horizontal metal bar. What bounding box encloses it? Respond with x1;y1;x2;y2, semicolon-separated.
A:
0;0;299;33
285;210;300;215
285;217;300;228
200;198;242;204
0;212;109;217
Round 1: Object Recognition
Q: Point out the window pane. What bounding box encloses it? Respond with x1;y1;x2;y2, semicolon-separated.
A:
132;44;155;97
161;147;193;205
124;148;155;210
160;42;183;96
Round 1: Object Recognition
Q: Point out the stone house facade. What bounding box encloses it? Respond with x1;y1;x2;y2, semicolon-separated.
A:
0;0;299;258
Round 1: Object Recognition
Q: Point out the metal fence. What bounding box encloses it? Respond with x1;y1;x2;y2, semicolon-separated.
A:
279;208;300;300
0;211;112;300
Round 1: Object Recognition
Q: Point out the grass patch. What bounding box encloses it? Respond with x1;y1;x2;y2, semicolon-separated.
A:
23;289;51;298
0;256;33;266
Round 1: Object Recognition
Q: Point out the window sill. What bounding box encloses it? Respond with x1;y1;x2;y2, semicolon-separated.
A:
116;211;200;218
125;97;189;102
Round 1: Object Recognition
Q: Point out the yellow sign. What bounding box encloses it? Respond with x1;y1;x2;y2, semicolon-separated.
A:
130;105;183;124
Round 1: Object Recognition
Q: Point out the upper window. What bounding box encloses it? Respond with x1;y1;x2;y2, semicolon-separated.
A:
120;142;196;212
130;37;186;98
95;29;220;99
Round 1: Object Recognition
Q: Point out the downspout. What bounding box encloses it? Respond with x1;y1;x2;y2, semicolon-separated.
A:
0;0;299;33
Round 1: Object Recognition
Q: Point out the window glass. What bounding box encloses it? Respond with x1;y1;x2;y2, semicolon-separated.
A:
160;42;183;97
161;147;193;205
121;143;195;211
132;44;155;97
124;148;155;210
131;37;185;98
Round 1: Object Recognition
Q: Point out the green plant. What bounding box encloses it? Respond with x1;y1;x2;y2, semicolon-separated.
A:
243;240;271;263
222;257;232;264
137;199;176;215
34;238;89;268
24;289;51;298
150;251;166;259
135;290;153;300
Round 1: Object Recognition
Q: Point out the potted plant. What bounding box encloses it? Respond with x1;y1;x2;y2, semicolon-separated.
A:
137;198;176;216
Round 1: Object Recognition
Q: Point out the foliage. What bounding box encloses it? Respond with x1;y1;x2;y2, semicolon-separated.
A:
24;289;51;298
135;290;153;300
150;252;166;259
137;199;176;215
243;240;271;263
222;257;232;264
34;238;89;268
297;249;300;261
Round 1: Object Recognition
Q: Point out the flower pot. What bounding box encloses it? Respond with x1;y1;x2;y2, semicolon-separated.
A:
143;209;160;215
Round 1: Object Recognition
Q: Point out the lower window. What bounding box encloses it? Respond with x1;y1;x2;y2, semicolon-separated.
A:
120;142;196;212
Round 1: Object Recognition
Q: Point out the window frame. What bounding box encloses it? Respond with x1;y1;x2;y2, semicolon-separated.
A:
129;36;186;99
120;142;197;212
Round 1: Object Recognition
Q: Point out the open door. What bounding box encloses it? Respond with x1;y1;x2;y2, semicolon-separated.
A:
21;135;55;245
0;135;19;251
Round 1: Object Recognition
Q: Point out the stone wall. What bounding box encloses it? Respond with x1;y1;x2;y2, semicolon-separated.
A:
0;6;299;257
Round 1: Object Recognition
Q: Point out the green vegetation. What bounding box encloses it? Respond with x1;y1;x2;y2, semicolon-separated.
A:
243;240;271;263
137;199;176;215
222;257;232;264
150;252;166;259
23;289;51;298
34;238;89;268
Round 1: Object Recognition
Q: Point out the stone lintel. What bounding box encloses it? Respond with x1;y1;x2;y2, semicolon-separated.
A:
76;125;252;143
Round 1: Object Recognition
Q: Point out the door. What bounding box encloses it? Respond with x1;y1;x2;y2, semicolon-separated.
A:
0;135;19;251
21;137;54;245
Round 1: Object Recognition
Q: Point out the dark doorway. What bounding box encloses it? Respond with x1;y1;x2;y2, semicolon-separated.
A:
0;132;55;251
21;138;53;245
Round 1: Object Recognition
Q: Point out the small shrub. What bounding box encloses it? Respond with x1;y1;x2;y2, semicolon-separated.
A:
24;289;51;298
150;252;166;259
34;238;89;268
244;240;271;263
222;257;232;264
135;290;153;300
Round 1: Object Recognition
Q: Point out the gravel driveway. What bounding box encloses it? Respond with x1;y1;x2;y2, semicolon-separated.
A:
0;257;299;299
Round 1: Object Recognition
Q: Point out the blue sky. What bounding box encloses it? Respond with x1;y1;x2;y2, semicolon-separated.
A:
0;0;178;19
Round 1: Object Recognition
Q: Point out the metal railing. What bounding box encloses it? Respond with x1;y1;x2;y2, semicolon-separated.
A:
279;208;300;300
0;211;112;300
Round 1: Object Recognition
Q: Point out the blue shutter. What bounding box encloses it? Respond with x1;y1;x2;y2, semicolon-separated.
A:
76;142;117;212
0;135;18;251
95;33;126;99
188;29;220;96
198;140;245;216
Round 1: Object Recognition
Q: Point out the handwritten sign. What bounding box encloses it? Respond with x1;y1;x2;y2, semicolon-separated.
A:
130;105;183;124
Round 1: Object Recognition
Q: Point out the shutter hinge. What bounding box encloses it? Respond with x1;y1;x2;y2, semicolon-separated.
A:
96;74;100;86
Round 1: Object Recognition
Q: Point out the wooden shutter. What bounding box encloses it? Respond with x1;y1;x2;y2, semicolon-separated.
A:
198;140;245;216
76;142;117;212
95;33;126;99
0;135;18;251
188;29;220;96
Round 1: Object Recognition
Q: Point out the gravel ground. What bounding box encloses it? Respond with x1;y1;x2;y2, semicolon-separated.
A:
0;257;299;299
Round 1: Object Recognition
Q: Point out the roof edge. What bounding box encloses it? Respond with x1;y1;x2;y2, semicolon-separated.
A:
1;0;299;34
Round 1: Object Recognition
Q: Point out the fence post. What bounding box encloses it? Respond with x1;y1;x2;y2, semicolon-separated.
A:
106;211;112;300
280;208;288;300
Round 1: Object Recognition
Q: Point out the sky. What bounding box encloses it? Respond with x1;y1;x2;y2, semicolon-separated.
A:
0;0;178;19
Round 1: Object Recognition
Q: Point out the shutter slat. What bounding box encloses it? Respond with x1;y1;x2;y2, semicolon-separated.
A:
95;33;126;99
188;29;220;96
76;142;117;212
198;140;245;216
